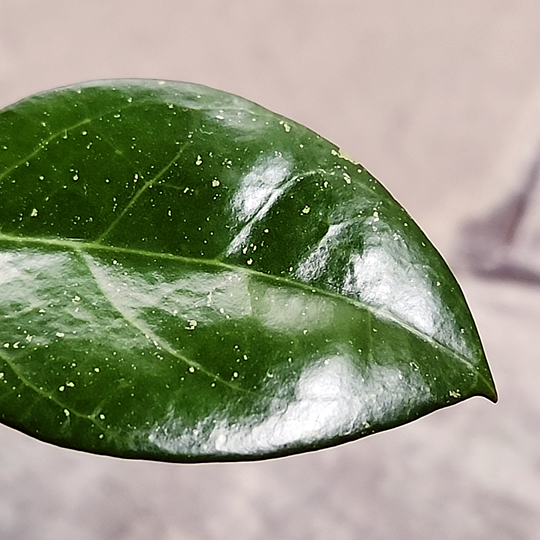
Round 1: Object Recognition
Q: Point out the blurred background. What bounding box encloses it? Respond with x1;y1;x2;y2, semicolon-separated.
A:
1;1;540;538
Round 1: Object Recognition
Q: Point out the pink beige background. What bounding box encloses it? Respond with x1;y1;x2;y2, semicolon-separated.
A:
1;1;540;539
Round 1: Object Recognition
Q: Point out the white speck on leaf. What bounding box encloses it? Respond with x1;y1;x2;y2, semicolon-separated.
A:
186;320;198;331
279;121;291;132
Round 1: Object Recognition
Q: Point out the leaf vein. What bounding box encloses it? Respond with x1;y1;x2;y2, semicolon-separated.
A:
95;140;191;244
74;249;249;393
0;102;139;186
0;349;108;431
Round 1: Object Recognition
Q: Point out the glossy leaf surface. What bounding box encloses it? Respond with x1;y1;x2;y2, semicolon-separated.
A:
0;80;497;461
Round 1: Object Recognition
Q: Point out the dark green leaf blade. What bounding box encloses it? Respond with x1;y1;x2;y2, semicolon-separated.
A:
0;80;496;461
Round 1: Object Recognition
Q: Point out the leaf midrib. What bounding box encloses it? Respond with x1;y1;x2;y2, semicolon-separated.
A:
0;231;483;378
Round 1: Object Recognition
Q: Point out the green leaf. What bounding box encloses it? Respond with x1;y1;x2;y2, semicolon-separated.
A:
0;80;496;462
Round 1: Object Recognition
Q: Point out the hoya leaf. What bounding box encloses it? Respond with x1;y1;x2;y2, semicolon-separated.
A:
0;80;496;462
